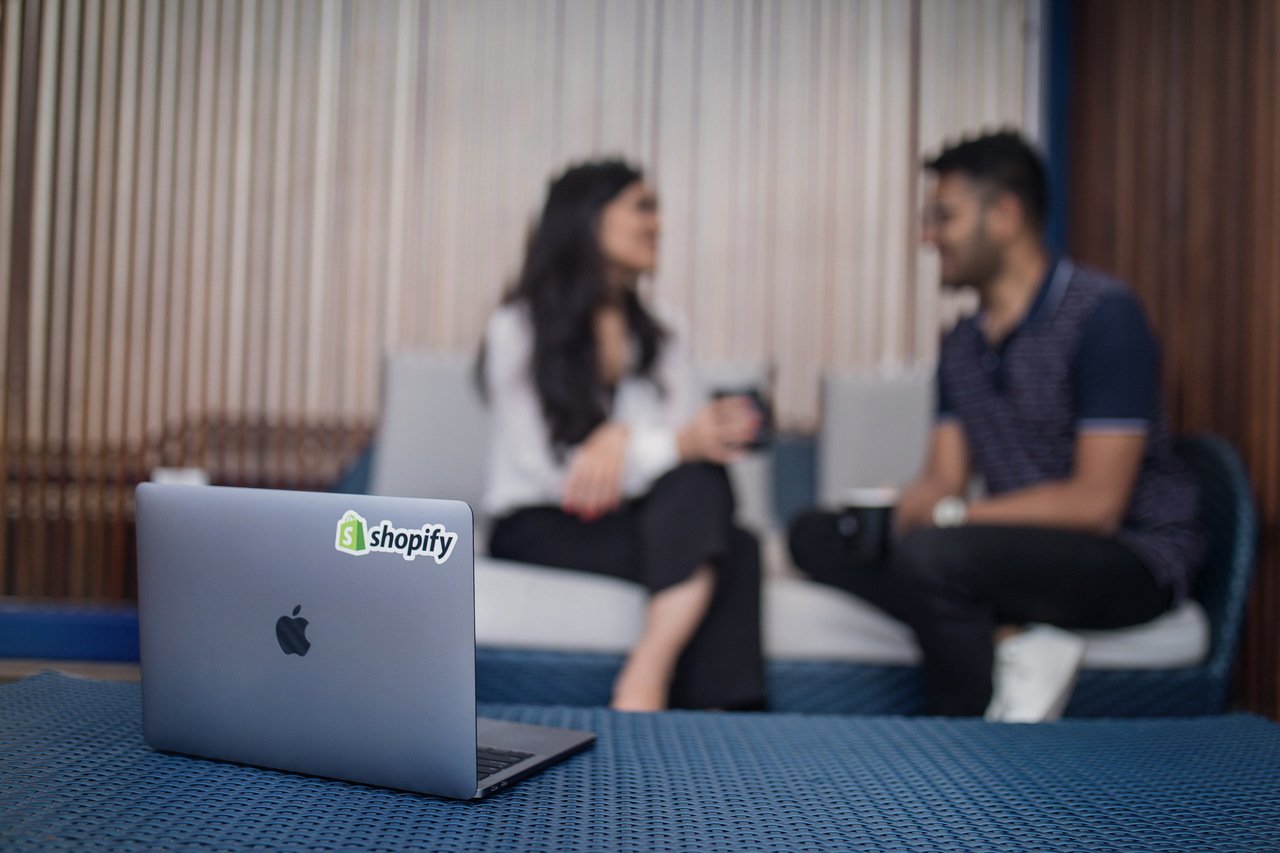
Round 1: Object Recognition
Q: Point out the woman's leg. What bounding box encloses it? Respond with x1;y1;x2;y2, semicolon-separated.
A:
635;464;764;710
490;463;764;710
610;564;715;711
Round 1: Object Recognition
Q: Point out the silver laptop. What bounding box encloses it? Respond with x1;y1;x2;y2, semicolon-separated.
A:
135;483;594;800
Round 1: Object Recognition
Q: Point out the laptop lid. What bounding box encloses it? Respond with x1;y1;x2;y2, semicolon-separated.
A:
136;483;588;800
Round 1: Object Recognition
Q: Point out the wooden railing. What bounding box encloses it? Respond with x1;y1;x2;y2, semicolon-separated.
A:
2;419;372;600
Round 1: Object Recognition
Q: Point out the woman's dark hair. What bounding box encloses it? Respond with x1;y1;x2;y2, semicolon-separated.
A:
485;159;668;454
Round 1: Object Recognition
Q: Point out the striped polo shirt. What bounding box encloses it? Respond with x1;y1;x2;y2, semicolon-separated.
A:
937;258;1206;600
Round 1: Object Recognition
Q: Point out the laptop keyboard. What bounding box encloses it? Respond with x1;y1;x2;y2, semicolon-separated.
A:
477;746;534;781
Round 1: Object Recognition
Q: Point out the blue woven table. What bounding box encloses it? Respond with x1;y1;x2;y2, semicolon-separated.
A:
3;673;1277;851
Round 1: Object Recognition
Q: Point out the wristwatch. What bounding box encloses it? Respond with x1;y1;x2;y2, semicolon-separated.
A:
931;496;968;528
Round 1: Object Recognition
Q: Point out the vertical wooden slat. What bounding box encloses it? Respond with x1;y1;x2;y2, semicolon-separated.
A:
275;0;308;477
0;0;16;593
304;0;339;426
185;0;216;468
107;0;143;597
381;0;415;373
203;0;235;474
65;0;100;598
4;0;42;595
223;0;255;482
1254;0;1280;717
145;0;178;474
242;0;276;485
45;0;84;599
24;0;61;594
165;0;197;469
87;0;122;599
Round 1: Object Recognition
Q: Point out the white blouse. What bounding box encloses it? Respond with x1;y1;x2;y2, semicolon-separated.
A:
481;301;704;517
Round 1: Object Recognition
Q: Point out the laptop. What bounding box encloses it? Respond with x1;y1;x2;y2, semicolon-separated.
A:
135;483;595;799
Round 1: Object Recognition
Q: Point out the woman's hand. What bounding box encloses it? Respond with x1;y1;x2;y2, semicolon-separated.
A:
677;396;761;464
562;422;629;520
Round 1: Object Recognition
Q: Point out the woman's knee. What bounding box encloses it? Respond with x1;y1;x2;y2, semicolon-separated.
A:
726;526;762;582
650;462;735;520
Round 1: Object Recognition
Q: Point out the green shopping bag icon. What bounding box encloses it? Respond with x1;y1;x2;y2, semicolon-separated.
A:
335;510;368;555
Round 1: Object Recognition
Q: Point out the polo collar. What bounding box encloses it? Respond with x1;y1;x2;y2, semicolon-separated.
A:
974;254;1072;347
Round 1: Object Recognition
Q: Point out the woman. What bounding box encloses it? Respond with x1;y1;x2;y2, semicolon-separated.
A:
480;159;766;712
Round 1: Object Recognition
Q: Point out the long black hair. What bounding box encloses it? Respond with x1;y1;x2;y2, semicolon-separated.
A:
488;159;668;454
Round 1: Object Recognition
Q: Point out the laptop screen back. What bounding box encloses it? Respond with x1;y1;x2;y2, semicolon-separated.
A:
136;484;480;798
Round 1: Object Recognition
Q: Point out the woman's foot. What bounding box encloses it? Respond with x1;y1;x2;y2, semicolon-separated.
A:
610;667;669;712
609;565;715;712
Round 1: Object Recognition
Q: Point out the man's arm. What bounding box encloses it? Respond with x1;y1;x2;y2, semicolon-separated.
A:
959;291;1157;536
965;430;1145;535
896;420;970;533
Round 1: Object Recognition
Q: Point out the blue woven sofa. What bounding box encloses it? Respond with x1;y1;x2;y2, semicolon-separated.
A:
474;434;1257;716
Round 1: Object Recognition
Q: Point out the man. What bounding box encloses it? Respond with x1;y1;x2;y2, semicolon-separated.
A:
790;132;1205;719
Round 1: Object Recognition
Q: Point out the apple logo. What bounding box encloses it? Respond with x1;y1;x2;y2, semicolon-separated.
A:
276;605;311;656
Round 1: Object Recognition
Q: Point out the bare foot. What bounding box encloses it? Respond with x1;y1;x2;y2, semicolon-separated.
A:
609;660;670;712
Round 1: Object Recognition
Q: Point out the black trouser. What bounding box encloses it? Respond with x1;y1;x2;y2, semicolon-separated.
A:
788;511;1173;716
490;463;766;710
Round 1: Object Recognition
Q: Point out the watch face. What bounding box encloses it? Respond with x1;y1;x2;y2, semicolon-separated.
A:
933;497;967;528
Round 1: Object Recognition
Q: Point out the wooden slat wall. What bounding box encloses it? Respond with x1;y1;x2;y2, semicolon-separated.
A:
1;0;1037;601
1070;0;1280;717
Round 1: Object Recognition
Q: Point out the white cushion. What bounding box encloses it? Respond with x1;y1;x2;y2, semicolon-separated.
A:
475;558;1210;670
475;557;645;652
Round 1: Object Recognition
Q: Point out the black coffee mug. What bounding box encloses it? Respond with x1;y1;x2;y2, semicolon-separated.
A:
711;387;773;451
837;487;898;567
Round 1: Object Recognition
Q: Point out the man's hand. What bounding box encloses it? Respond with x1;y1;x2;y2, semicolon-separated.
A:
677;397;761;464
562;422;629;520
895;421;971;534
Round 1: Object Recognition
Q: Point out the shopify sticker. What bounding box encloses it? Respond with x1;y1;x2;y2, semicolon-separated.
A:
335;510;458;564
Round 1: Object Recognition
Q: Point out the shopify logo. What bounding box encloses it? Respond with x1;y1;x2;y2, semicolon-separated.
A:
335;510;458;564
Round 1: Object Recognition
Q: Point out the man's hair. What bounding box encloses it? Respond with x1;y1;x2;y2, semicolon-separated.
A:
925;131;1049;230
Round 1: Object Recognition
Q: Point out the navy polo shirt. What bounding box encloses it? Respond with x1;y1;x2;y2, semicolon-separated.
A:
935;258;1205;599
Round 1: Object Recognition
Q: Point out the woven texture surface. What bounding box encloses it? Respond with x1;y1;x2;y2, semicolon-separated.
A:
4;674;1279;852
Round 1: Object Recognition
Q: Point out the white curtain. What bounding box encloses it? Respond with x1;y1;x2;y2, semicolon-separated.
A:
2;0;1040;463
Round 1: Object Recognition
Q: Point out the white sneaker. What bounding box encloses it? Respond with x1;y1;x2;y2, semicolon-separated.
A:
984;624;1086;723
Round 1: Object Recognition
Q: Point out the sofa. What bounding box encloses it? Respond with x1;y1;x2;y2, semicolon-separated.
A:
361;353;1258;716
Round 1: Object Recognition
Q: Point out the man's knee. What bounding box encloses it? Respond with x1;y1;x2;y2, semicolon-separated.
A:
787;510;847;585
892;527;988;605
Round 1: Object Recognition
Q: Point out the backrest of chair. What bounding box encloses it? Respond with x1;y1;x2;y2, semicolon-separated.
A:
818;371;932;506
1177;434;1258;679
369;352;489;509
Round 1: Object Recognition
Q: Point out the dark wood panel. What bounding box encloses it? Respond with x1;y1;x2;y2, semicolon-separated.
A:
1071;0;1280;718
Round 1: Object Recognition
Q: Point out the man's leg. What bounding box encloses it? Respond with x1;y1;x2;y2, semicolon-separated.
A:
789;514;1172;715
